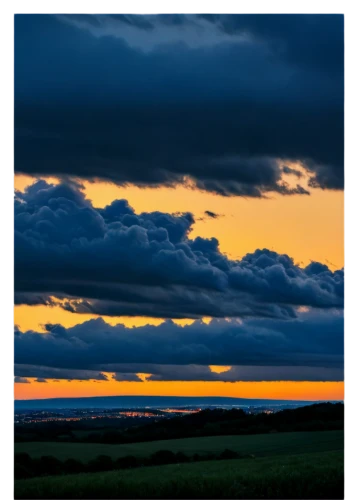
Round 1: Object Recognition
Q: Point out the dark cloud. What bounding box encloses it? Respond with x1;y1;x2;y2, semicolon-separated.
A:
15;181;343;320
15;14;343;195
111;373;143;382
14;363;343;383
204;14;343;74
14;365;109;381
14;376;30;384
204;211;221;219
146;364;343;382
14;310;343;381
282;165;303;178
229;251;344;309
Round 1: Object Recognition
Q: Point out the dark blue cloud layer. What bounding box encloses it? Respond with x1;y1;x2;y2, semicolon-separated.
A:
14;364;343;383
145;364;343;382
15;181;344;320
14;366;140;382
15;14;343;196
14;310;343;381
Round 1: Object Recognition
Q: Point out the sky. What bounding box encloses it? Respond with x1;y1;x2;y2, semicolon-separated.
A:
14;14;344;401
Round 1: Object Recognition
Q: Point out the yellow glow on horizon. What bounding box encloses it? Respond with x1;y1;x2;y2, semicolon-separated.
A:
14;379;344;402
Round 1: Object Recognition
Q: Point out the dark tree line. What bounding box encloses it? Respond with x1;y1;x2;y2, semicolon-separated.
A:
15;448;251;480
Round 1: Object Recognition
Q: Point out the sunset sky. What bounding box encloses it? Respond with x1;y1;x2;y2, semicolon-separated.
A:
14;14;344;401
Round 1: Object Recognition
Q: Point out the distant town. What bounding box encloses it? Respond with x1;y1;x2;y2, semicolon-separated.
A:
15;404;303;426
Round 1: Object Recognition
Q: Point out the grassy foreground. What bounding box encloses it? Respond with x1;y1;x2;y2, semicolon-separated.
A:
15;429;343;462
15;450;343;499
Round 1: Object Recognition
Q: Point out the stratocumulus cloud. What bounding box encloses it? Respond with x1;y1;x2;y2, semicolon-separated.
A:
14;309;343;382
145;365;343;382
15;14;343;195
14;181;344;320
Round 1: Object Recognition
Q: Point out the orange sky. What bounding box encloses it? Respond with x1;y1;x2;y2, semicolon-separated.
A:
14;379;344;401
15;173;344;268
14;174;344;400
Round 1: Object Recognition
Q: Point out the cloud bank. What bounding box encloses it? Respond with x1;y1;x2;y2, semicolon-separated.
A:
15;181;344;320
15;14;343;196
14;309;343;382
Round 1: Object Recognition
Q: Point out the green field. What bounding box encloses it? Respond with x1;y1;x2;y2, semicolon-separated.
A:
72;429;104;438
15;450;344;499
15;429;343;462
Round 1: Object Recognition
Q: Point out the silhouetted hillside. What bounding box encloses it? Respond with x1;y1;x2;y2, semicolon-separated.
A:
14;395;326;410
